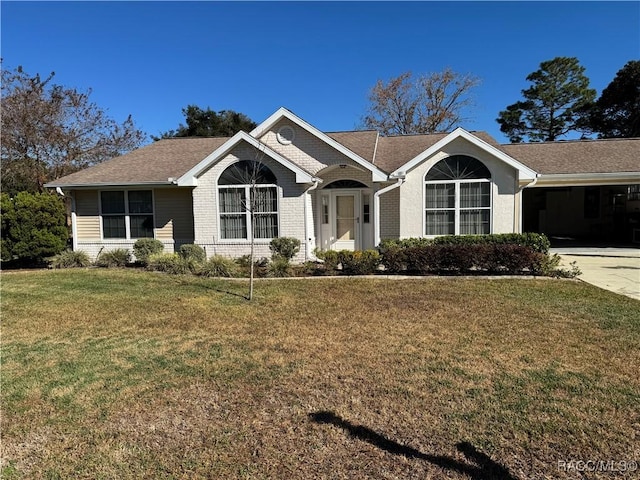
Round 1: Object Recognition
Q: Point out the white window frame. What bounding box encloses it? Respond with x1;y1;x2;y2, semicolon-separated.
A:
99;189;155;240
217;184;280;242
424;178;492;236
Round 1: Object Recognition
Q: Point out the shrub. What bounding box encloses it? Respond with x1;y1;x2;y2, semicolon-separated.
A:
1;191;68;265
431;233;550;254
268;256;291;277
403;243;547;275
314;249;340;273
133;238;164;265
179;244;206;264
532;253;581;278
270;237;301;261
381;233;552;274
337;250;381;275
379;238;435;273
235;255;269;278
50;250;91;269
146;253;191;275
379;238;433;250
95;248;132;268
199;255;239;278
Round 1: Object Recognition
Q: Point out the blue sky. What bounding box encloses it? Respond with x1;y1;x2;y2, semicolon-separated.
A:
2;1;639;144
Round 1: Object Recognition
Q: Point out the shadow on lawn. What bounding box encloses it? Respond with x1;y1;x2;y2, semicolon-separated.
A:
309;411;518;480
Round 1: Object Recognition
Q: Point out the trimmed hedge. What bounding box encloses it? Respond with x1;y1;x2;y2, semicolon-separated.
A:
402;243;545;275
338;250;381;275
380;233;550;273
380;233;549;253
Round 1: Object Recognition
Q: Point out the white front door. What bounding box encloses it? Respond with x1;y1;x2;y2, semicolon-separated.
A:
333;193;359;250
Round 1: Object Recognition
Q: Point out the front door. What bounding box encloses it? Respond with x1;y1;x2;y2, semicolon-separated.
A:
333;193;358;250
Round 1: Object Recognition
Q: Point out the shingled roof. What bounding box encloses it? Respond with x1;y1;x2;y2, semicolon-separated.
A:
46;129;640;188
47;137;229;187
326;130;379;163
501;138;640;175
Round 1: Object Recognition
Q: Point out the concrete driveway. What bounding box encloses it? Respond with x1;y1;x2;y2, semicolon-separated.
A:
552;247;640;301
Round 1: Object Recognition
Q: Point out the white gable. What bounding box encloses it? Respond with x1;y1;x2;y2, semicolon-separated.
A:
391;128;538;181
176;131;315;186
252;107;388;182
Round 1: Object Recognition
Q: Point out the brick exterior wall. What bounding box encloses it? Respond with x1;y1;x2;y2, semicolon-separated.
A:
192;142;309;263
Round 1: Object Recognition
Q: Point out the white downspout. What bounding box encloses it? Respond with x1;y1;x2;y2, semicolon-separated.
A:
519;174;540;233
304;178;320;261
374;175;405;247
56;187;78;251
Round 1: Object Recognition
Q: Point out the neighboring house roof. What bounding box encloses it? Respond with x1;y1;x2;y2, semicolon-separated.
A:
46;137;229;187
501;138;640;175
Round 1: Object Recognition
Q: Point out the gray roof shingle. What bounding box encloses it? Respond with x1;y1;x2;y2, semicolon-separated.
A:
501;138;640;175
46;130;640;188
47;137;229;186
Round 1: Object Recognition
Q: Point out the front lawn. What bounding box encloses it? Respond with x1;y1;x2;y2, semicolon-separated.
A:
1;270;638;479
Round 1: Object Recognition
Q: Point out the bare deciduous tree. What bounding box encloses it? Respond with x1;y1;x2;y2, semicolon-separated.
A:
1;65;146;194
361;69;480;136
221;146;272;301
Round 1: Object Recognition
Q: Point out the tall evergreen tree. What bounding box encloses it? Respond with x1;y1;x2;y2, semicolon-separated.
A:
154;106;257;140
587;60;640;138
497;57;596;142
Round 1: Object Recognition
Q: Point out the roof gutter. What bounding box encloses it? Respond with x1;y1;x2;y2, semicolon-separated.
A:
374;174;405;247
532;171;640;187
44;180;175;189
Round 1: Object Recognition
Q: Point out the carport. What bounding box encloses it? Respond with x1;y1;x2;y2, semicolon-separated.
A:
523;184;640;244
501;138;640;246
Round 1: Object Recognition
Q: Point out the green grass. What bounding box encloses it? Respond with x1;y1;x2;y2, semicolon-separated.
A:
1;269;639;479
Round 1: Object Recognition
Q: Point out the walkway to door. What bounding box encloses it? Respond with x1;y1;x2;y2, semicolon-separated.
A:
552;247;640;300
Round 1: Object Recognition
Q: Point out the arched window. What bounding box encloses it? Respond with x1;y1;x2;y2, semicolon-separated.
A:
218;161;278;240
323;179;368;189
424;155;491;235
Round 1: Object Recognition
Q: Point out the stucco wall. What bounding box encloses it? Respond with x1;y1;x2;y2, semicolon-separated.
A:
399;137;519;238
